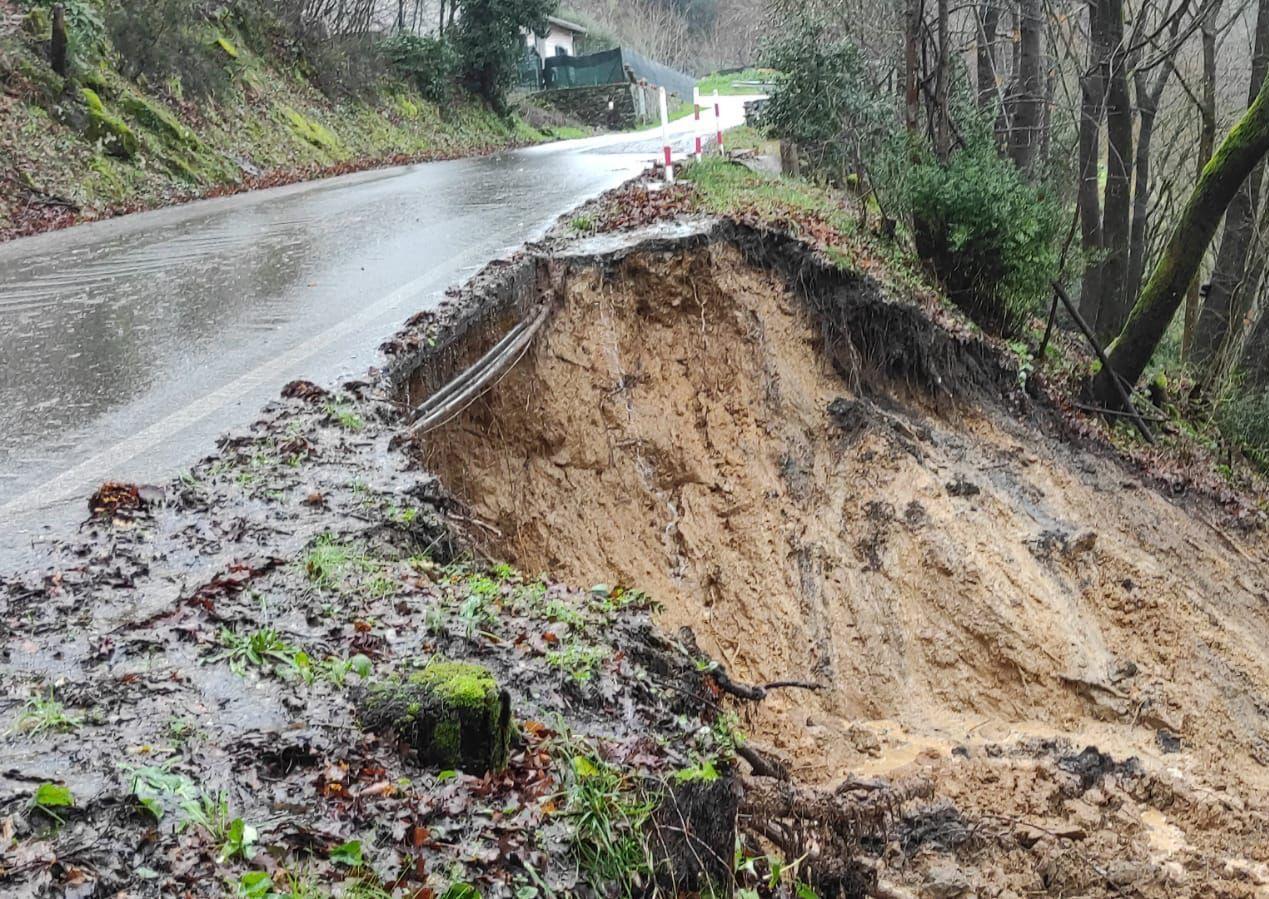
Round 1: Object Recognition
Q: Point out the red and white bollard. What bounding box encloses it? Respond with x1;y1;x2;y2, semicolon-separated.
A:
659;86;674;183
693;86;703;158
714;88;724;154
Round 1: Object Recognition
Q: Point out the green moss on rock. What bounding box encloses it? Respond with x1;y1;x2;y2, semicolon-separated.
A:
119;94;198;149
279;105;343;158
81;87;139;158
356;658;511;773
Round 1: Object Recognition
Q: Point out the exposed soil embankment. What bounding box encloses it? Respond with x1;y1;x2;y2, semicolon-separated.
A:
414;226;1269;895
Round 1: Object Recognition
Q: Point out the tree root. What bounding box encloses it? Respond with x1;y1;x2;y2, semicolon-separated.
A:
738;774;934;897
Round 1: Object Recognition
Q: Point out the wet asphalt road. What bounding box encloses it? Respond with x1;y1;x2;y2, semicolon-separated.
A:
0;102;754;568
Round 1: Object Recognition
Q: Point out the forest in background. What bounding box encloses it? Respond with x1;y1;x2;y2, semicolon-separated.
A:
725;0;1269;472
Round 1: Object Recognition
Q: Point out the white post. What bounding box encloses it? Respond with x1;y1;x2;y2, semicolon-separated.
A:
659;86;673;183
714;88;724;154
692;86;702;158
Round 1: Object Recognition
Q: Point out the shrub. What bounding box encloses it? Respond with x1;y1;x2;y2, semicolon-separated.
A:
1215;384;1269;469
890;130;1062;335
757;15;887;184
105;0;231;98
301;32;385;99
452;0;556;113
19;0;105;74
227;1;385;99
380;33;459;104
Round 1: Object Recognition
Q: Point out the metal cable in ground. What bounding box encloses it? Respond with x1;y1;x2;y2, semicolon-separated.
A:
408;306;540;424
407;302;552;437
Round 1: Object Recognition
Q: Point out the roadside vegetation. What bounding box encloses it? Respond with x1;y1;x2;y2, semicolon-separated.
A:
0;0;576;239
740;1;1269;492
695;67;778;95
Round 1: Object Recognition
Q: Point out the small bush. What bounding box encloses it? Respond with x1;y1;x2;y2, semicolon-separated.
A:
105;0;231;98
301;32;385;99
380;33;459;104
452;0;556;112
758;15;887;184
19;0;105;74
227;1;384;99
891;131;1061;335
1216;384;1269;469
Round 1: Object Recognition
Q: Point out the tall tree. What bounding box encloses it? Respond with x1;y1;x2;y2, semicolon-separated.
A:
1125;3;1188;301
1008;0;1045;173
1078;0;1110;321
1096;0;1135;339
1182;0;1223;356
1093;69;1269;405
976;0;1002;113
1193;0;1269;370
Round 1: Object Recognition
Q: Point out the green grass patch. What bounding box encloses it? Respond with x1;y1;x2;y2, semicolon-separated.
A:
684;156;854;239
696;68;779;96
548;124;589;140
555;741;656;895
13;689;81;736
323;399;364;432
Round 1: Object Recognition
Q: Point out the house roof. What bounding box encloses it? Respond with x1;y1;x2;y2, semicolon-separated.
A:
545;14;587;34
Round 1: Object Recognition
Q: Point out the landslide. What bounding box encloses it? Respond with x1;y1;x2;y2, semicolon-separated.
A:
419;236;1269;895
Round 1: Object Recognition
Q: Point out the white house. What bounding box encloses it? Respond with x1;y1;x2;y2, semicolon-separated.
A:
525;15;587;58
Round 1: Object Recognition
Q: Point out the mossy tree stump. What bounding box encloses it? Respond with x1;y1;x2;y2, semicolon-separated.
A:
356;659;512;774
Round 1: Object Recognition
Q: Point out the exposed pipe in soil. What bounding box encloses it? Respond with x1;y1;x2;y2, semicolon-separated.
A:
408;301;552;437
408;304;543;424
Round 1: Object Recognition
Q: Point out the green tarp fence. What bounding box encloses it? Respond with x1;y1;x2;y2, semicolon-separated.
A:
542;48;625;89
538;48;696;100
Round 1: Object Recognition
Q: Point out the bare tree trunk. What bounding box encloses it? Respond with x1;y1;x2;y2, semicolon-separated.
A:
50;3;67;78
976;0;1001;113
1093;71;1269;406
1079;0;1109;322
1127;70;1165;301
1194;0;1269;371
1183;0;1223;358
1097;0;1134;340
1126;5;1185;303
933;0;952;158
905;0;922;136
1008;0;1044;173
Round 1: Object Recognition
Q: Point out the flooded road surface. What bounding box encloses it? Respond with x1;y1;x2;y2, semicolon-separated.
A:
0;101;755;567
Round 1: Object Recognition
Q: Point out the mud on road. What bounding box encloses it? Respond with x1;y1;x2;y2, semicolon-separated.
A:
2;194;1268;898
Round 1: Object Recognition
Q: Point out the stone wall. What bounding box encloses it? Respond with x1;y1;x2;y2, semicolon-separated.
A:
529;84;643;130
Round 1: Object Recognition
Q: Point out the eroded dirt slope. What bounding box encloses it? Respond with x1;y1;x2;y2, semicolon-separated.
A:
422;241;1269;895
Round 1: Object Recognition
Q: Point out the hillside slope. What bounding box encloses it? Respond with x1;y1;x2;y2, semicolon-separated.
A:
0;0;542;240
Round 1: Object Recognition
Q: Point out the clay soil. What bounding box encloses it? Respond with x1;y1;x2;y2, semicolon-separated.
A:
421;241;1269;896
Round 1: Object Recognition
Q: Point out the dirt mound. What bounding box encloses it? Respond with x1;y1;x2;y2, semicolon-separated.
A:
419;240;1269;895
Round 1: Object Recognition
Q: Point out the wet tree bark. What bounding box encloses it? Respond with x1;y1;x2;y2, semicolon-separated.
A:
1093;72;1269;406
1097;0;1134;340
905;0;922;137
1193;0;1269;372
976;0;1001;113
1182;0;1223;357
50;4;67;78
934;0;952;158
1126;61;1176;302
1079;0;1109;321
1009;0;1044;174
